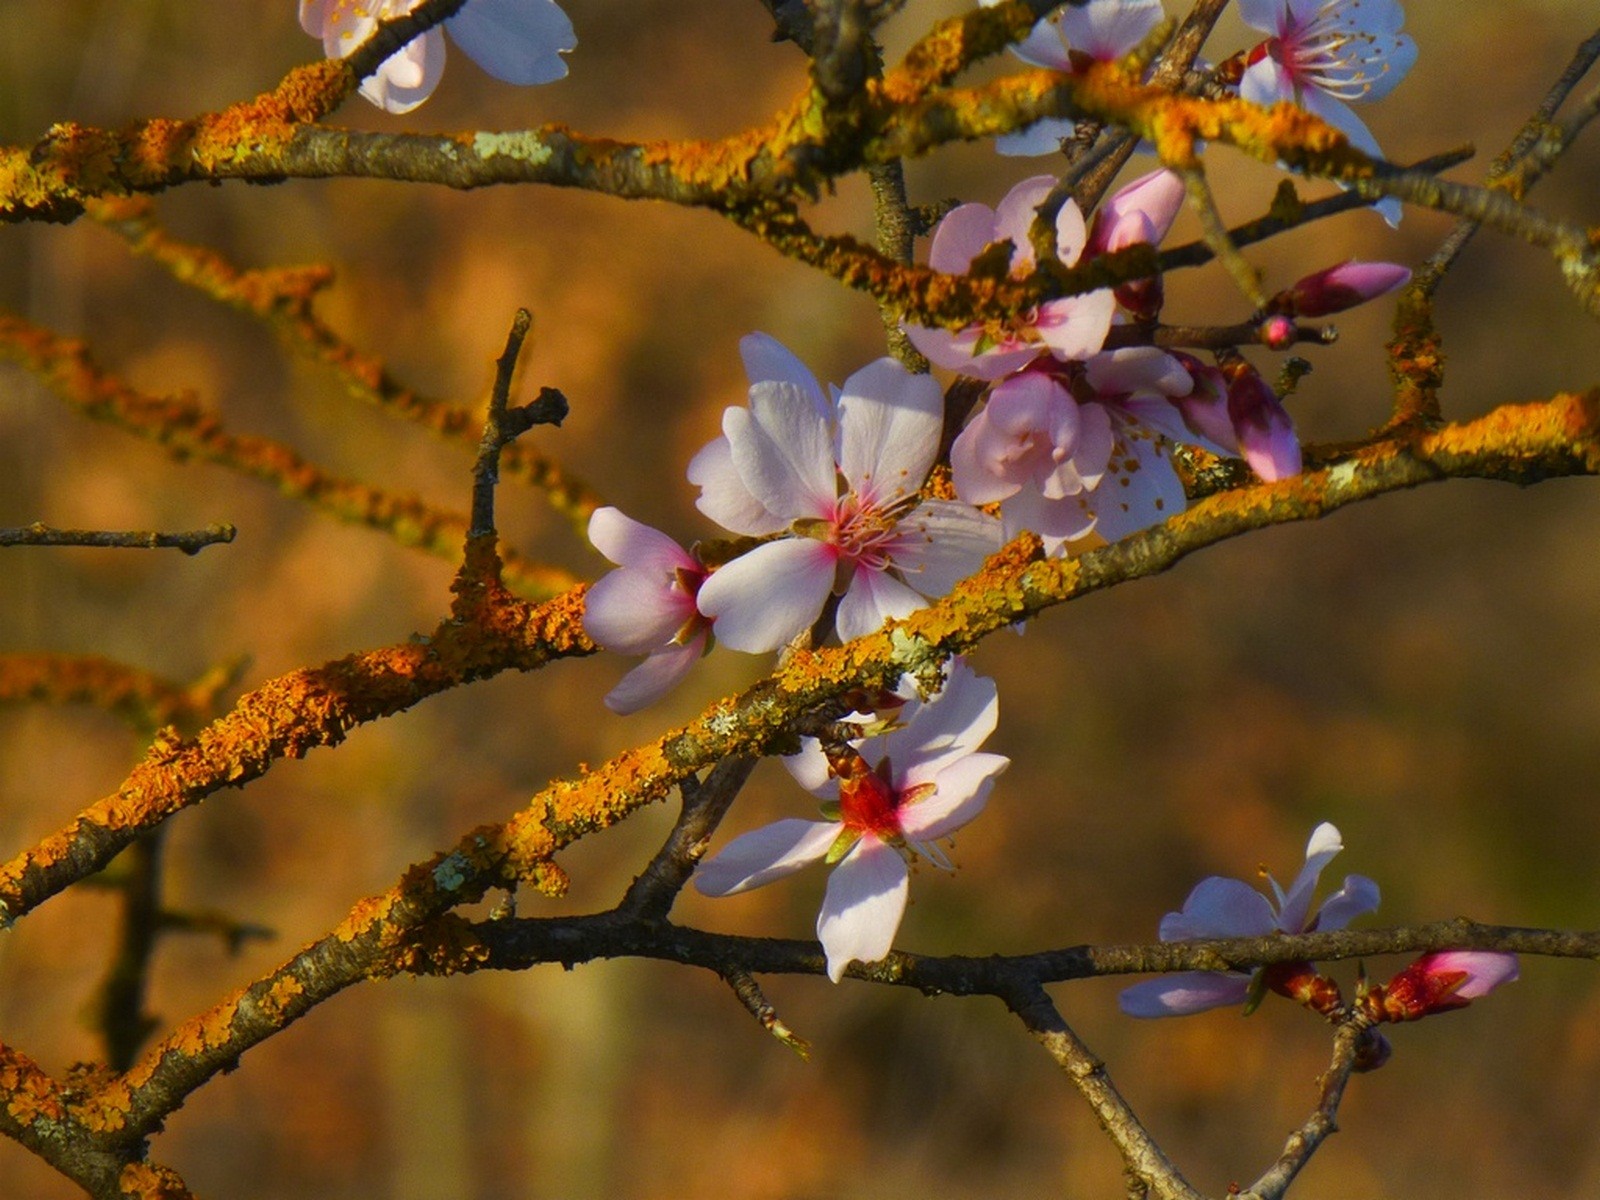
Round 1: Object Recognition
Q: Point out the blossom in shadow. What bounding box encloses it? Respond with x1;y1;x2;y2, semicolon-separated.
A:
1120;822;1380;1017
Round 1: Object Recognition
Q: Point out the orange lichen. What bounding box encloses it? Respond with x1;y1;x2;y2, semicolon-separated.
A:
118;1161;197;1200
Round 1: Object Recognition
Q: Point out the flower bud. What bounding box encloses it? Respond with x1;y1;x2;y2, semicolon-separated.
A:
1374;951;1520;1021
1221;360;1302;481
1288;261;1412;317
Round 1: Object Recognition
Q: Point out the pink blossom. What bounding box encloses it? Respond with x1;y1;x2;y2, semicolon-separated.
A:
692;337;1001;653
583;507;710;714
1086;168;1186;323
1237;0;1417;226
695;663;1008;982
949;348;1219;551
300;0;575;113
1288;260;1412;316
1119;822;1380;1018
1376;951;1520;1020
904;177;1115;380
981;0;1167;156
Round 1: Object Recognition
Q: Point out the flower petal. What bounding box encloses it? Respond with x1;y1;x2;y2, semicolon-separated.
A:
694;818;840;896
1160;876;1278;940
1119;971;1253;1017
927;200;1003;274
583;565;692;655
360;27;448;113
1058;0;1164;62
602;636;704;715
818;838;910;982
1276;821;1345;932
695;537;837;653
836;359;941;507
836;566;929;643
740;332;830;419
899;752;1008;842
728;382;838;519
887;500;1003;598
587;506;693;574
881;662;999;780
446;0;575;85
688;435;785;536
997;117;1079;157
1315;872;1380;932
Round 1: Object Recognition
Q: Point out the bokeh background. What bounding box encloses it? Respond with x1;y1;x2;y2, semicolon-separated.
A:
2;2;1599;1197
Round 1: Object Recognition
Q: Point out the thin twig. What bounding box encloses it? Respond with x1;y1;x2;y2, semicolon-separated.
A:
617;755;759;920
0;523;234;554
1179;164;1266;308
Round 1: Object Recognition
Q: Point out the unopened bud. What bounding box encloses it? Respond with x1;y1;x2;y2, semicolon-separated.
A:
1221;361;1302;481
1373;951;1520;1021
1288;261;1411;317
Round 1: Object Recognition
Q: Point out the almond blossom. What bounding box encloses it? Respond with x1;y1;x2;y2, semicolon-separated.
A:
694;663;1009;982
904;176;1116;380
691;336;1001;653
583;507;710;714
1237;0;1417;225
980;0;1166;156
1119;822;1380;1018
300;0;575;113
951;346;1245;551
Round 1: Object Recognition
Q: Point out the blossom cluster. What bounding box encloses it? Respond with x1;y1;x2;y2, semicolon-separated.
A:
304;0;1523;1020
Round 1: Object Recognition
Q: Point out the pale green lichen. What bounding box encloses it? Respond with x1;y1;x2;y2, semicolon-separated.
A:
471;132;554;166
432;853;469;892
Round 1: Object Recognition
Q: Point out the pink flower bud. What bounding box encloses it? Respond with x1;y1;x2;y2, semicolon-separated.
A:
1376;951;1520;1021
1260;314;1296;350
1289;261;1412;317
1221;362;1302;481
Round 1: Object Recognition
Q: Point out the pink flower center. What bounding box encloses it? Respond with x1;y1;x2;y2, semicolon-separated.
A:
825;492;915;579
1252;2;1398;100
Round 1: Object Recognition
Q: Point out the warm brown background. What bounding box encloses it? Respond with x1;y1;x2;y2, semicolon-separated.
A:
2;2;1599;1197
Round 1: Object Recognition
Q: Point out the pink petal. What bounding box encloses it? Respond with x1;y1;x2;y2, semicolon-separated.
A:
1001;486;1097;546
694;537;837;653
1236;0;1291;36
1119;972;1252;1017
1160;877;1278;940
446;0;575;85
694;818;841;897
901;323;1042;380
1086;347;1191;397
1008;15;1073;71
818;838;910;982
993;176;1063;269
728;383;838;519
1035;290;1116;361
899;752;1008;841
836;359;941;507
688;435;785;537
1420;951;1519;999
1289;260;1412;317
951;412;1026;506
299;0;330;36
1091;168;1186;253
602;636;704;715
583;566;692;655
927;201;1003;274
587;506;693;574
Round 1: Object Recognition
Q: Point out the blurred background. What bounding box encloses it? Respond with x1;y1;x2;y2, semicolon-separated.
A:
1;2;1599;1196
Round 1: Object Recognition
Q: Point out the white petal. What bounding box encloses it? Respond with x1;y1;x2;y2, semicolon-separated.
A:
1159;877;1278;940
1061;0;1163;62
1011;19;1072;70
1086;429;1185;543
730;383;838;519
818;839;909;982
1239;55;1295;107
882;662;999;778
1035;289;1116;361
446;0;575;85
1118;972;1252;1017
782;736;839;798
360;28;447;113
899;752;1008;842
740;333;829;418
695;538;836;653
602;637;704;715
836;568;928;643
1235;0;1290;36
836;360;941;507
688;435;785;537
887;500;1003;597
997;117;1079;158
694;819;840;896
